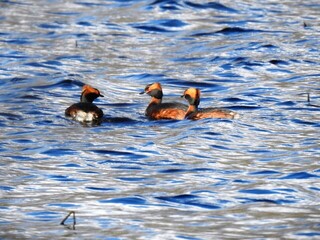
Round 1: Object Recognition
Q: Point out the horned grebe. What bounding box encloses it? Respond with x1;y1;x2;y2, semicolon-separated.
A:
182;88;239;120
65;84;104;122
140;82;187;120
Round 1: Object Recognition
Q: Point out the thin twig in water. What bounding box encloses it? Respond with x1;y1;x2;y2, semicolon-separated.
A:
60;211;76;229
299;93;320;107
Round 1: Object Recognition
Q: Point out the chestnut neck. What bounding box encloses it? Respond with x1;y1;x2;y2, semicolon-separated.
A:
149;96;162;105
185;104;198;119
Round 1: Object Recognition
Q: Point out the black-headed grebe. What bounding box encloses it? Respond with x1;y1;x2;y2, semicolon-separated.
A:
65;84;104;122
182;88;239;120
140;82;188;120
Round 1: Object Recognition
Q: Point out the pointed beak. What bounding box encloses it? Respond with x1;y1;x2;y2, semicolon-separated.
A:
139;90;145;95
99;94;104;97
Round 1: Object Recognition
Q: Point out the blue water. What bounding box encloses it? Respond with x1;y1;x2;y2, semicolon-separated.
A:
0;0;319;239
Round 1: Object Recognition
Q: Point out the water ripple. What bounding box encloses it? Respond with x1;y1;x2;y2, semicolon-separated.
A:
100;196;147;205
185;1;237;12
156;194;220;209
0;0;319;239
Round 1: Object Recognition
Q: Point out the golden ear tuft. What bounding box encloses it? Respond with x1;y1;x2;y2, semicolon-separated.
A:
82;84;91;93
150;82;162;91
143;82;162;93
82;84;102;96
186;88;200;99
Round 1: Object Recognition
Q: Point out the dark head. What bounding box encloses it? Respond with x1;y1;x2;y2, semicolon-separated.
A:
81;84;104;103
181;88;200;107
140;82;163;99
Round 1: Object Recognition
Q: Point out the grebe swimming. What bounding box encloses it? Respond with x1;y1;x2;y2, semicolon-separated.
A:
140;82;188;120
182;88;239;120
65;84;104;122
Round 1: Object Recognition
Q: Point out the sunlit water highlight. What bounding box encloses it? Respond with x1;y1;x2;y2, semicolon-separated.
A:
0;0;319;239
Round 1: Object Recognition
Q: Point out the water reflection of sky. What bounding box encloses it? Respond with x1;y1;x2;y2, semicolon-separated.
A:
0;0;319;239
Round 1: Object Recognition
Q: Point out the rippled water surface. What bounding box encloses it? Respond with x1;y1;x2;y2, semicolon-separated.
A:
1;0;320;239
